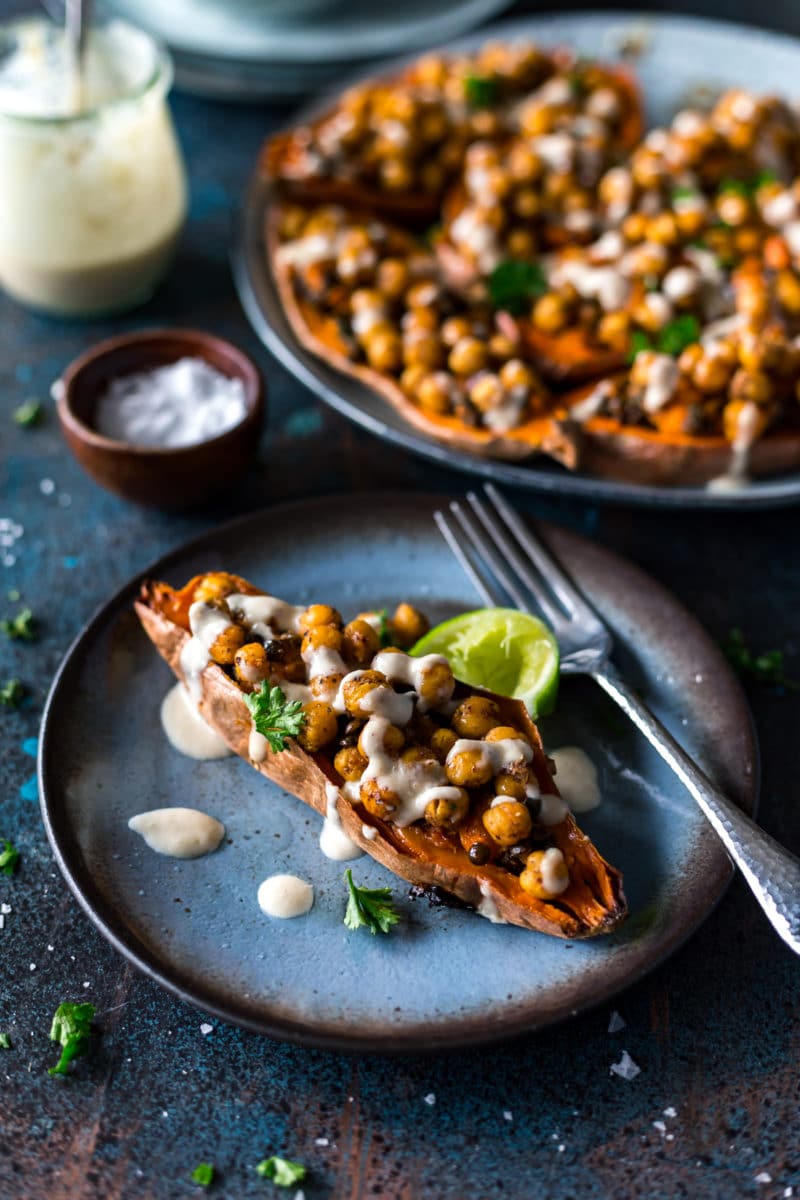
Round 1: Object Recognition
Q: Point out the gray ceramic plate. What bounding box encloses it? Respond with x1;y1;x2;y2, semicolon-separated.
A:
233;10;800;508
39;493;757;1052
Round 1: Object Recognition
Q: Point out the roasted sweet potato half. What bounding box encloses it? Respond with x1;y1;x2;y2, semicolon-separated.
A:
135;572;626;938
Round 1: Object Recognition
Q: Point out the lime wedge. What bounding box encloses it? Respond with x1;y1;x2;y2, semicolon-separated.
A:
411;607;559;718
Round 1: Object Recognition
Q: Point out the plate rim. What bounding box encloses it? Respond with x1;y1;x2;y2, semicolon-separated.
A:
232;8;800;511
38;491;760;1053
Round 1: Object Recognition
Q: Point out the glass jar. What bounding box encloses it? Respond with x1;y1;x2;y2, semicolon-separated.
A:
0;18;188;317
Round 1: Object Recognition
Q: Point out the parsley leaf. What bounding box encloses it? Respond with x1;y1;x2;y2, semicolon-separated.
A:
13;399;42;427
1;608;36;641
464;74;499;109
657;314;701;357
377;609;392;648
48;1001;95;1077
0;840;19;877
0;1033;10;1049
671;184;699;202
344;868;400;936
256;1157;307;1187
488;260;547;314
244;682;305;753
0;678;24;708
191;1163;215;1187
626;329;652;363
722;629;798;690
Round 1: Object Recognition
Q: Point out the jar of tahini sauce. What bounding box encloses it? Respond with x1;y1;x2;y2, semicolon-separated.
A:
0;18;187;317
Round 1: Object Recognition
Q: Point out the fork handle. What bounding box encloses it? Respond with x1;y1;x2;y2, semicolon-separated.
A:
591;665;800;955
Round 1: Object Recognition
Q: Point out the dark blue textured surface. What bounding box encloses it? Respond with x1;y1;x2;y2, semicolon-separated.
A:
2;2;800;1196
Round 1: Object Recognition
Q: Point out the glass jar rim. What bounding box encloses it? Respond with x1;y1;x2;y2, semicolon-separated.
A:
0;17;173;125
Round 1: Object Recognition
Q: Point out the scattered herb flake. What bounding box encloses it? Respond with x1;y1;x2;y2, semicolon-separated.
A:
657;314;701;357
464;74;499;109
671;184;699;202
722;629;798;690
256;1157;307;1187
717;177;750;197
48;1001;95;1077
0;1033;10;1049
487;259;547;314
1;608;36;641
377;609;392;648
191;1163;215;1187
0;679;25;708
627;329;652;363
13;399;42;427
0;840;19;877
244;682;305;753
344;868;400;936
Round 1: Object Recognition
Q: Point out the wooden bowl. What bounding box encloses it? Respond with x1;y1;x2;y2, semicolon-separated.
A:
56;328;265;509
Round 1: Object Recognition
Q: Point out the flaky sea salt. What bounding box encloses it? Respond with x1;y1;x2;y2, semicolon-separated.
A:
423;1093;436;1106
610;1050;640;1080
95;357;248;449
608;1011;626;1033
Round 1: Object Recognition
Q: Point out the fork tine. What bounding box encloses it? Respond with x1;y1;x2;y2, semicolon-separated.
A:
483;483;596;622
433;510;503;608
465;492;566;629
448;501;544;618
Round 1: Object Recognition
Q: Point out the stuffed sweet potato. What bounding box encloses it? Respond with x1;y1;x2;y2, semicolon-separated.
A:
135;572;626;938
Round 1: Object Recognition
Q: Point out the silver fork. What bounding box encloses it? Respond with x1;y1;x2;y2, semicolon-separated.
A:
435;482;800;956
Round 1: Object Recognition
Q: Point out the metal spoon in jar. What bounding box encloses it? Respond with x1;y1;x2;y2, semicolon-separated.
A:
65;0;91;113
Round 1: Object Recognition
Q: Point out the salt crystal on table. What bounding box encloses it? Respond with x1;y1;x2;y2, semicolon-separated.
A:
503;1111;513;1122
653;1121;666;1134
200;1023;213;1036
423;1093;436;1106
608;1011;626;1033
663;1106;677;1118
755;1173;772;1185
610;1050;640;1080
315;1138;329;1147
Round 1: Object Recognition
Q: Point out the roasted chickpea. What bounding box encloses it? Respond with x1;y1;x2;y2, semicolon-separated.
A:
488;332;518;360
298;604;342;633
263;633;306;682
406;280;440;309
448;336;489;376
233;642;269;688
678;342;704;376
452;695;500;738
425;788;470;828
441;316;473;348
508;141;542;183
512;188;540;220
400;744;438;768
400;363;428;396
310;672;343;703
360;778;400;819
301;624;343;655
532;292;568;334
597;310;632;352
377;257;409;300
391;602;429;647
482;800;533;847
297;701;338;752
209;623;247;666
366;329;403;372
470;373;505;413
621;211;648;242
417;659;456;710
495;770;527;800
380;158;414;192
646;212;680;246
358;721;404;758
431;726;458;763
506;227;538;259
519;848;570;898
485;725;528;744
192;573;238;605
776;269;800;316
334;745;368;782
730;368;772;405
499;359;538;391
342;618;381;666
402;333;443;371
416;372;455;414
341;669;388;719
446;746;493;788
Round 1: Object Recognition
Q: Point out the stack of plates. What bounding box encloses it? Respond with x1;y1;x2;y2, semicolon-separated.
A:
107;0;512;100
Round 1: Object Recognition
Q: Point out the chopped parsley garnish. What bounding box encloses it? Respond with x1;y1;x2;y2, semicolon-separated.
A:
722;629;797;690
377;609;392;648
464;74;499;109
0;678;25;708
671;184;699;202
0;840;19;876
244;682;305;753
717;170;777;199
0;1033;10;1049
344;868;400;936
627;315;701;362
13;399;42;427
1;608;36;641
190;1163;215;1187
487;259;547;314
48;1001;95;1076
256;1157;307;1187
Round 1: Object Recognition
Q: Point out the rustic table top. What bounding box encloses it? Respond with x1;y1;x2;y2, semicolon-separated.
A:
2;3;800;1197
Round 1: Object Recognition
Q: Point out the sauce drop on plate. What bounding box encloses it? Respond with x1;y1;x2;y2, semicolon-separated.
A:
160;682;232;760
550;747;602;813
128;807;225;858
319;782;363;861
257;874;314;919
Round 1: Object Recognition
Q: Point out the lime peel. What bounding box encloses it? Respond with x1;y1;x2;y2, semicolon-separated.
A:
411;607;559;718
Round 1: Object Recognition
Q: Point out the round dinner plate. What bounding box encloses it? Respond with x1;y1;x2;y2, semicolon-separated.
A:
39;493;757;1052
234;10;800;508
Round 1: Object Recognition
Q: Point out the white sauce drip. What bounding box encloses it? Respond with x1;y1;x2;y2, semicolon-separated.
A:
257;874;314;919
642;354;679;414
94;358;247;449
179;601;234;701
160;682;232;760
371;650;452;712
128;807;225;859
477;881;507;924
707;400;761;493
249;730;269;763
549;747;602;813
320;782;363;861
550;258;630;312
226;593;304;636
362;823;378;841
540;847;570;896
445;737;533;773
358;716;457;827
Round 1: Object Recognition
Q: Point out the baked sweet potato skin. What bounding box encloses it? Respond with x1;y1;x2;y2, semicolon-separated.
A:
136;578;626;938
